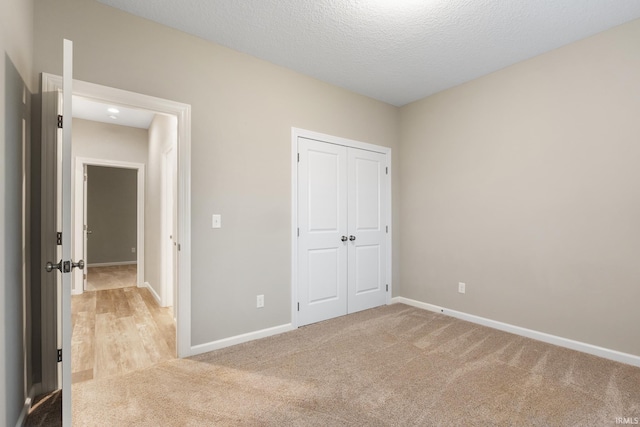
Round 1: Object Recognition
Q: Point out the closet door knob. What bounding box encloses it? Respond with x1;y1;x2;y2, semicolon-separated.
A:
349;235;356;241
341;236;348;242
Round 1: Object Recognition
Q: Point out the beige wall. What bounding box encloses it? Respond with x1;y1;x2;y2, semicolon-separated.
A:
72;118;149;164
34;0;400;346
146;114;177;301
86;166;138;264
1;0;34;423
400;19;640;356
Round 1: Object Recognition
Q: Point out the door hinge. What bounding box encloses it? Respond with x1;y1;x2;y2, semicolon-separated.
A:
297;302;300;311
297;153;300;162
386;284;389;292
386;167;388;175
57;115;63;129
57;349;62;362
83;274;87;280
178;244;181;251
297;228;299;237
84;174;87;182
56;232;62;245
386;225;388;233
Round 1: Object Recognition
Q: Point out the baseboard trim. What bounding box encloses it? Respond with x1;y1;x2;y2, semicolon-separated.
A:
190;323;295;357
391;297;640;368
143;281;162;306
16;398;30;427
87;261;137;267
16;383;40;427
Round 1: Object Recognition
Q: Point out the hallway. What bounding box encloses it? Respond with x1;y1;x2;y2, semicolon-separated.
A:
71;280;175;383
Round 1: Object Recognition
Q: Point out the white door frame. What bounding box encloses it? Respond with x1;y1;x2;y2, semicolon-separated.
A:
41;73;192;367
290;127;392;328
73;158;146;294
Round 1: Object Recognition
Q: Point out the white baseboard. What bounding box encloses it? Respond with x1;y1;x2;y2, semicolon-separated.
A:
391;297;640;368
16;383;40;427
142;281;162;306
87;261;137;267
190;323;295;357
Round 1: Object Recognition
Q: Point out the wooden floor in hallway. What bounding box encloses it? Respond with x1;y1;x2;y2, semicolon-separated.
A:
71;286;176;384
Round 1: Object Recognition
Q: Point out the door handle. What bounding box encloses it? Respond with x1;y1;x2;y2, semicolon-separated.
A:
45;259;84;273
349;235;356;241
86;230;92;234
46;260;63;273
341;236;348;242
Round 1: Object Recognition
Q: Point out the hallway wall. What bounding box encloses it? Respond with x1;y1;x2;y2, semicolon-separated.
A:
86;165;138;265
146;114;177;303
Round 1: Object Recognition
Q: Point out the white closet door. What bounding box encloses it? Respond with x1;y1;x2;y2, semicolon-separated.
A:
298;138;348;326
347;148;387;313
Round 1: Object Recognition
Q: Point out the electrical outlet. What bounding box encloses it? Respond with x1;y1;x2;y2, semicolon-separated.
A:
458;282;466;294
256;294;264;308
131;247;136;253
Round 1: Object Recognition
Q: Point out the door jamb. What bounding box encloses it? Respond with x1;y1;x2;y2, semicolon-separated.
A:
73;158;145;294
41;73;192;383
290;127;392;329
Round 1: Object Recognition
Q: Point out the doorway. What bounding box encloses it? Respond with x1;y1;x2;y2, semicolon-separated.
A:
70;112;177;384
73;158;146;295
85;165;138;291
39;73;192;409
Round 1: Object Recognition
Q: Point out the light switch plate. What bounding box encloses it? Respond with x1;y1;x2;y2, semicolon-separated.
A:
212;214;221;229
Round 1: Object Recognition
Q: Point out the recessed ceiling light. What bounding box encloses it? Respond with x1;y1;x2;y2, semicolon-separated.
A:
109;115;118;120
107;107;120;114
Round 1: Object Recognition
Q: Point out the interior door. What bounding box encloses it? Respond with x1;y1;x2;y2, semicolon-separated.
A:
347;148;387;313
42;39;77;427
59;38;76;427
83;163;88;290
297;138;348;326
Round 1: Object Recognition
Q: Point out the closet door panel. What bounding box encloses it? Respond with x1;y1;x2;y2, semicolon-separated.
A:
347;148;387;313
298;138;348;326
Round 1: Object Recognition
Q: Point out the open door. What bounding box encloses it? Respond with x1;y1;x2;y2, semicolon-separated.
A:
41;39;80;427
82;163;88;291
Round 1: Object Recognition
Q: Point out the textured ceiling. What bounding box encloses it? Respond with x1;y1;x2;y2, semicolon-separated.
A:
96;0;640;106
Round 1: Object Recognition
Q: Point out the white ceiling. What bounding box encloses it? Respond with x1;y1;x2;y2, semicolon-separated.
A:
96;0;640;106
72;96;155;129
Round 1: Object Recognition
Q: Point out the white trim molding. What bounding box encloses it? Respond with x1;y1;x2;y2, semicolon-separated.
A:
190;324;295;357
15;383;41;427
392;297;640;368
143;281;162;306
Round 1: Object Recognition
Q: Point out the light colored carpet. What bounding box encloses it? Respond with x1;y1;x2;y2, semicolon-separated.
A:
71;304;640;426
